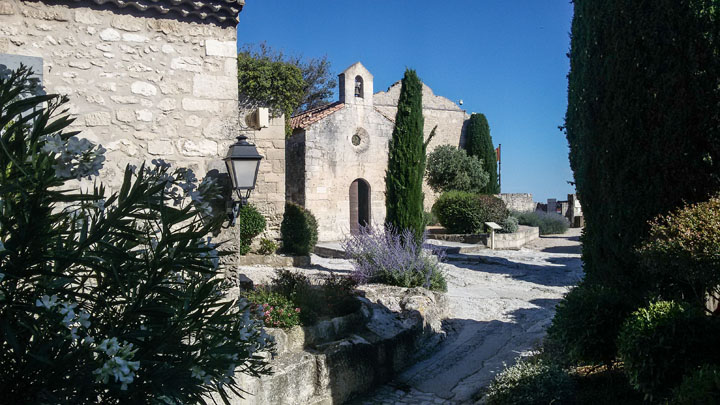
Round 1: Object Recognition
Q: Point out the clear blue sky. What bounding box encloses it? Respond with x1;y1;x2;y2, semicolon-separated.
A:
237;1;575;203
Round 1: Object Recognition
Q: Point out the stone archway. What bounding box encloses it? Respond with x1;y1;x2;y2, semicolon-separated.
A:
349;179;371;234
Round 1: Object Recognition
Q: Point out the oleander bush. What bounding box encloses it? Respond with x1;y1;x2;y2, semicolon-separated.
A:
485;357;575;405
512;211;569;235
280;202;318;256
432;191;509;234
238;204;266;255
0;66;273;404
618;300;719;399
343;226;447;292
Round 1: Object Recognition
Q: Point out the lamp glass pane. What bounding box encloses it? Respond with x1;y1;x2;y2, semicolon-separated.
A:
231;159;259;189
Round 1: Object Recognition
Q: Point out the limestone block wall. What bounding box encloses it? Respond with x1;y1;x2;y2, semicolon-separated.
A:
374;82;468;211
246;116;286;239
0;0;239;195
498;193;535;213
300;105;394;241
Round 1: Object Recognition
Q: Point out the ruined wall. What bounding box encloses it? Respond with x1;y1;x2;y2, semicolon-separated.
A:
301;105;394;241
0;0;238;194
374;82;468;210
498;193;535;213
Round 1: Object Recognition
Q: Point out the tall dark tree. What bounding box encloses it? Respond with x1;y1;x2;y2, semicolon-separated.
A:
565;0;720;295
385;69;433;242
465;113;499;194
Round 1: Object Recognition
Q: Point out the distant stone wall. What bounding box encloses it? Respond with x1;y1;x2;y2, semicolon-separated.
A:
498;193;535;212
0;0;238;194
374;82;467;210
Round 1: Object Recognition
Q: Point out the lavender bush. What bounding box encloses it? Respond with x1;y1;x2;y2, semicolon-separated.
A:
342;226;447;292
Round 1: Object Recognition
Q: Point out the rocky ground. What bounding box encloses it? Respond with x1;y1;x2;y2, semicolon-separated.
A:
238;228;583;404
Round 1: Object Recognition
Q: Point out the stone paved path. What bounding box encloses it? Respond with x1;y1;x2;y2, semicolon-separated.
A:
349;228;583;404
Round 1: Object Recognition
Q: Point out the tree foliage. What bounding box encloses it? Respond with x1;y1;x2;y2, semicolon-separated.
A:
465;113;499;194
425;145;488;193
0;66;273;404
564;0;720;295
236;43;337;135
385;69;434;242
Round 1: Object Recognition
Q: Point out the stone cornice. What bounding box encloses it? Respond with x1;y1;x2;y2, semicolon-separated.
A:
62;0;244;26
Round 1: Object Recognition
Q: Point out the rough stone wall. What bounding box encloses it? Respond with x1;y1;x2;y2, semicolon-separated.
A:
300;105;394;241
0;0;239;195
244;116;286;239
374;82;468;210
498;193;535;213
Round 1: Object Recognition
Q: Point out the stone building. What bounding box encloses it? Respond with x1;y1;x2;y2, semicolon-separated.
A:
0;0;285;237
288;62;468;241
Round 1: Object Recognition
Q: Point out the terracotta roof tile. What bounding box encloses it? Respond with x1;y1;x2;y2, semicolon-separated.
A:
67;0;244;25
291;102;345;130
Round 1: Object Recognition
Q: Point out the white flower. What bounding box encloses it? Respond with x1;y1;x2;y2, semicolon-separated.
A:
94;339;140;390
151;159;171;169
78;310;91;328
82;336;95;345
36;294;59;309
95;199;105;212
41;134;64;154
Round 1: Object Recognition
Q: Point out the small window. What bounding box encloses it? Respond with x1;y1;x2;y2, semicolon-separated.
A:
354;75;364;98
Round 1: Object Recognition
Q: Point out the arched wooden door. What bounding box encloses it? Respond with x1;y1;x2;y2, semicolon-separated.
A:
349;179;371;234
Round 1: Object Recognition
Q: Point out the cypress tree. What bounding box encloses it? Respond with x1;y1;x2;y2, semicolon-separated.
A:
385;69;428;242
465;113;499;194
565;1;720;296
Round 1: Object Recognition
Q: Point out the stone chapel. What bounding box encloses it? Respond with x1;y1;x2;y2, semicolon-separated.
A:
287;62;469;241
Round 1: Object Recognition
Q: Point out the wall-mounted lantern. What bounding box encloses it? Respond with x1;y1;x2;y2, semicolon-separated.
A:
224;135;263;226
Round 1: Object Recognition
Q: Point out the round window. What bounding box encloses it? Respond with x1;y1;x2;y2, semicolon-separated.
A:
351;128;370;152
352;134;361;146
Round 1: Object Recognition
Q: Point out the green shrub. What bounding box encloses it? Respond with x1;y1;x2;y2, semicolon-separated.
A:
238;204;266;255
499;215;519;234
637;195;720;304
280;202;318;255
512;211;569;235
242;287;301;328
425;144;488;193
546;283;633;366
618;301;719;399
432;192;508;234
257;237;278;255
270;269;359;325
485;357;575;405
432;191;481;233
423;210;438;226
671;365;720;404
0;66;272;403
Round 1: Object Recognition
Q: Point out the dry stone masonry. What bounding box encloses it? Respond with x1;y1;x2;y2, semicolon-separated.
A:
0;0;239;196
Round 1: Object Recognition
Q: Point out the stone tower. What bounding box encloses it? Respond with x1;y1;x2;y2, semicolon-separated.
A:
338;62;373;106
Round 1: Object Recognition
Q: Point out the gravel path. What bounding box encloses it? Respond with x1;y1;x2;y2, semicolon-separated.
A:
349;228;583;404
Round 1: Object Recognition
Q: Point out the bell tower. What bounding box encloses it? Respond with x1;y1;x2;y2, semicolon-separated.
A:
338;62;373;106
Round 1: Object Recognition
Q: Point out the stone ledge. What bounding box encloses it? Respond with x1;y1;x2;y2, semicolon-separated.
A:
225;285;450;404
237;254;311;267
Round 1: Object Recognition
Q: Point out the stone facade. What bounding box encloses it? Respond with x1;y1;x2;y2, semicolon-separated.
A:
374;80;469;209
289;63;394;241
0;0;239;196
498;193;535;213
289;62;468;242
